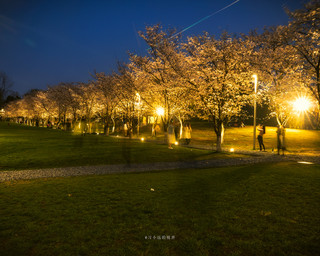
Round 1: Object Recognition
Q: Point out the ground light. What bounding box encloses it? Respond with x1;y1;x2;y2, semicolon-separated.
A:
297;161;314;165
141;137;145;142
174;141;179;146
230;148;235;152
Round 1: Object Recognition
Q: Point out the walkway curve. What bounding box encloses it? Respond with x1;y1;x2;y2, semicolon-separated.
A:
1;153;319;182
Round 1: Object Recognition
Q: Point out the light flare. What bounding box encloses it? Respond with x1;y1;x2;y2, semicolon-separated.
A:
293;96;312;113
156;107;165;116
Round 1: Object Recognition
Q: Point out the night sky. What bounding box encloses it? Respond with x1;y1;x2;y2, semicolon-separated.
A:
1;0;305;95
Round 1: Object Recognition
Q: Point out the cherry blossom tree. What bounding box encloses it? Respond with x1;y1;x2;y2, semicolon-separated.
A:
284;1;320;126
94;72;119;135
75;82;100;133
130;25;192;133
179;33;255;151
247;27;302;127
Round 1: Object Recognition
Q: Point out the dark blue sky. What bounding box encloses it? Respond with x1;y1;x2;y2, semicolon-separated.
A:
1;0;305;95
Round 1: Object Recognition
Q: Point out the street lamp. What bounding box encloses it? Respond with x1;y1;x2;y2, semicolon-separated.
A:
293;96;311;113
136;93;141;136
252;74;258;150
293;96;312;129
156;107;165;116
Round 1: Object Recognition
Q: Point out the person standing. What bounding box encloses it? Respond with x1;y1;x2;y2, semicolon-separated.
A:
152;123;161;137
276;125;286;155
167;121;176;149
257;124;265;151
174;121;180;141
184;123;192;145
123;122;128;137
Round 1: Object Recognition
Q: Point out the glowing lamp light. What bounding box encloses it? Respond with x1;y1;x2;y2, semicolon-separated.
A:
297;161;314;165
174;141;179;146
156;107;165;116
293;96;312;112
230;148;235;153
141;137;145;142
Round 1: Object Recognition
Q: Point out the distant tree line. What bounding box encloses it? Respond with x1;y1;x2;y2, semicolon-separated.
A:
3;1;320;151
0;72;20;109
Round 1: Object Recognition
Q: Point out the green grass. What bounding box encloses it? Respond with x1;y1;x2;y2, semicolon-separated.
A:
187;122;320;154
1;121;319;171
0;122;241;171
1;162;319;256
138;121;320;154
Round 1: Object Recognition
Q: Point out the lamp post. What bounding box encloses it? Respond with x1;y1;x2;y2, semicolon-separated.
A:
136;93;140;136
252;74;258;150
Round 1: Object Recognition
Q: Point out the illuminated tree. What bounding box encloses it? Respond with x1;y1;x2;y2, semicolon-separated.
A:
21;90;43;126
113;64;142;137
179;33;255;151
4;100;20;120
35;90;55;126
94;72;119;135
284;0;320;126
59;82;82;129
46;85;72;128
75;82;100;133
130;25;190;132
248;26;301;126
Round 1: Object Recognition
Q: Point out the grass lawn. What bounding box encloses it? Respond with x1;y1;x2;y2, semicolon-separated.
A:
138;121;320;154
0;122;241;171
185;122;320;154
1;121;319;171
1;162;319;256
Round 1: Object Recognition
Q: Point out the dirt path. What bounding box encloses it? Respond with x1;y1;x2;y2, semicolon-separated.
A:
1;151;319;182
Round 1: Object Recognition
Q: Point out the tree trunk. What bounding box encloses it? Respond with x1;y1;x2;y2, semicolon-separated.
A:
177;114;183;138
112;117;115;133
215;122;224;152
104;120;109;136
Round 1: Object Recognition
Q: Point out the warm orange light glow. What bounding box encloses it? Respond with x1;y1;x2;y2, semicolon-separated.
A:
156;107;165;116
252;74;257;93
174;141;179;146
136;93;140;104
230;148;235;152
293;96;312;112
141;137;145;142
297;161;314;165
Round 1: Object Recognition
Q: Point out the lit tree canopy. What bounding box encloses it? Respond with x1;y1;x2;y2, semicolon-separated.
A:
179;33;255;151
285;1;320;118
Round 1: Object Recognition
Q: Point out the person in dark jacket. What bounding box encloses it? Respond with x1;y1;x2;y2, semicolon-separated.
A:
257;124;266;151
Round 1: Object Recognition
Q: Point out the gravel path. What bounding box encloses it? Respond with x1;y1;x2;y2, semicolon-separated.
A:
1;152;319;182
